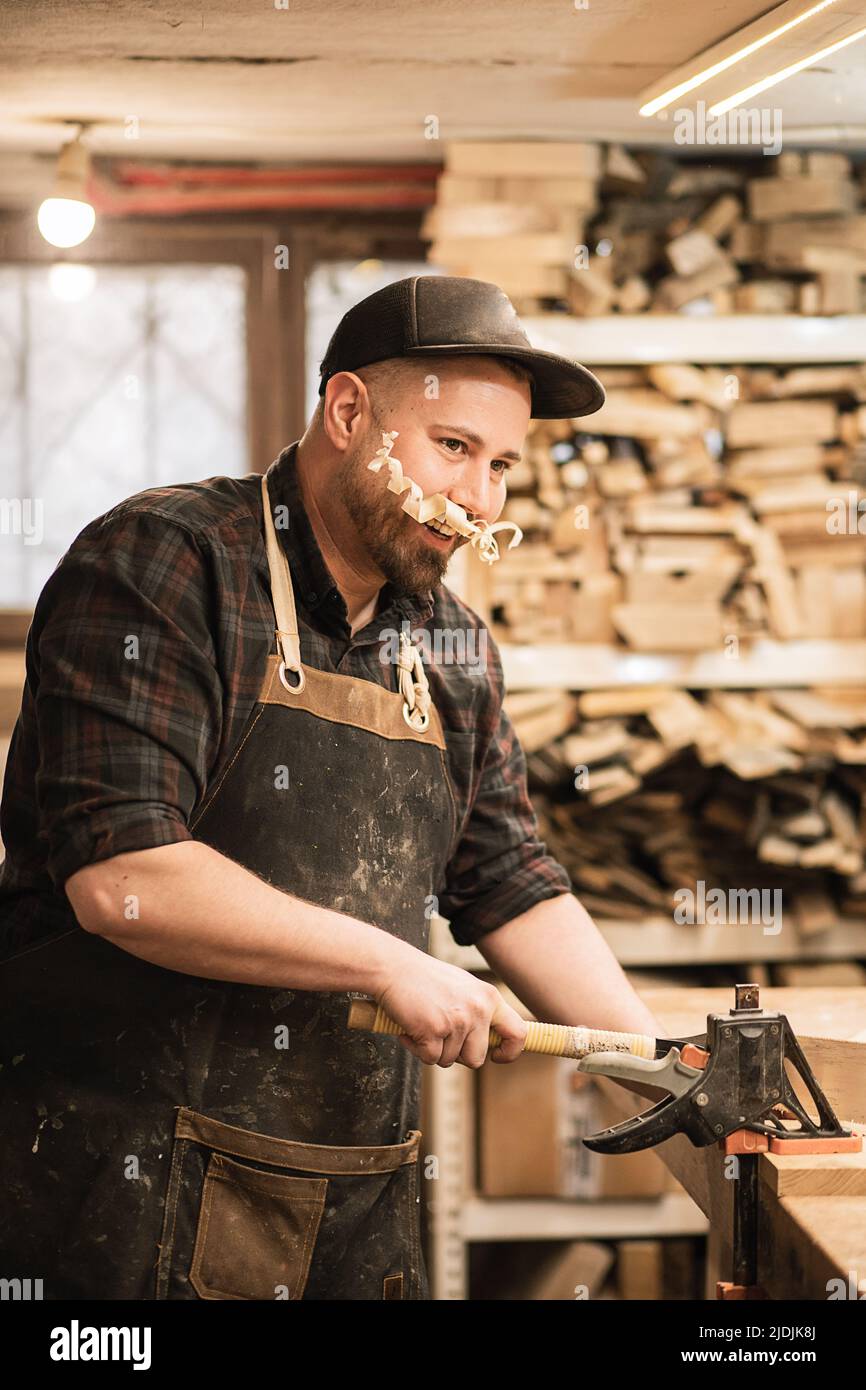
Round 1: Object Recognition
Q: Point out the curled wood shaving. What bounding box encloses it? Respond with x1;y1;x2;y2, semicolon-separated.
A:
367;431;523;565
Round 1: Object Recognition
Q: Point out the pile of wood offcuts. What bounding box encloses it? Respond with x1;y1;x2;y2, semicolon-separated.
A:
489;363;865;650
506;684;866;925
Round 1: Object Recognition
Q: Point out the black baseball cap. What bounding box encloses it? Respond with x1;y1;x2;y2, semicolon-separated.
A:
317;274;605;419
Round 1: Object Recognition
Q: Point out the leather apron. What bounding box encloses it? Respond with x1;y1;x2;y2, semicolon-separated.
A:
0;461;457;1300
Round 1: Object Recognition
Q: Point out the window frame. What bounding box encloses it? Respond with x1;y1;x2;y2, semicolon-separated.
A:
0;208;427;638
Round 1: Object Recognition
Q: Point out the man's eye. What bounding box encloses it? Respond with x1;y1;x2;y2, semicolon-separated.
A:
438;438;512;475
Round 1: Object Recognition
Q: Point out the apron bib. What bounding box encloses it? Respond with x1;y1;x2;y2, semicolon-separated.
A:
0;461;457;1300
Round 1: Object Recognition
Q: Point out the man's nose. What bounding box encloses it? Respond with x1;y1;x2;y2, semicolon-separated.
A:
448;466;493;523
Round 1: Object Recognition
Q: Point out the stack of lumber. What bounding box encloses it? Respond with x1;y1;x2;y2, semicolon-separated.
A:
740;151;866;316
510;683;866;784
504;685;866;920
424;142;866;315
487;364;866;649
420;142;601;310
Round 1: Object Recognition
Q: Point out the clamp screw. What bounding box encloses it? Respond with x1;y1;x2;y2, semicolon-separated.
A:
696;1092;709;1106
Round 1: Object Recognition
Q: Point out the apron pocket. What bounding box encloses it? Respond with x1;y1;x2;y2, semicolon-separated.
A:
188;1152;326;1301
156;1107;424;1300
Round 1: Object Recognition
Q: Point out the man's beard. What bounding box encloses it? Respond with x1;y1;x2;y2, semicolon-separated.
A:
336;431;466;594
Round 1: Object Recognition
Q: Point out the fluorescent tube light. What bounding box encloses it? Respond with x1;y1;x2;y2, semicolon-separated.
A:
639;0;839;116
709;21;866;114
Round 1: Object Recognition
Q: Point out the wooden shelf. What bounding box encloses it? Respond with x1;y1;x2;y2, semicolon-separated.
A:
522;313;866;366
431;916;866;970
601;918;866;968
499;639;866;692
460;1192;707;1242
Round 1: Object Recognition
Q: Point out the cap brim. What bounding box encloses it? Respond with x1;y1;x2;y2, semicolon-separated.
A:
406;342;605;419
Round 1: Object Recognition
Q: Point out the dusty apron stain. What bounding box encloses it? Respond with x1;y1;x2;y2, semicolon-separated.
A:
0;460;457;1300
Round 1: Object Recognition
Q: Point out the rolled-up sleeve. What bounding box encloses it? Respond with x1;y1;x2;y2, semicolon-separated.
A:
32;510;223;890
437;636;573;947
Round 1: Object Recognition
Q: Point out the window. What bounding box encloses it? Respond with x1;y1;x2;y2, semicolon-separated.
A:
0;262;248;608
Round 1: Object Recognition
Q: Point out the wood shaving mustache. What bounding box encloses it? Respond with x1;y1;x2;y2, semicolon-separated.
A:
366;431;523;565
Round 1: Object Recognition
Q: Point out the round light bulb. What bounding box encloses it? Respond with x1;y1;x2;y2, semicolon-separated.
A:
37;197;96;249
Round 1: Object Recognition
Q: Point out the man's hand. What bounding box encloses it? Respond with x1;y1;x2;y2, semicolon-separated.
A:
375;952;527;1069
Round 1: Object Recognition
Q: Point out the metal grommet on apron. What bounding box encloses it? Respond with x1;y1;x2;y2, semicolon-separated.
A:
0;459;459;1302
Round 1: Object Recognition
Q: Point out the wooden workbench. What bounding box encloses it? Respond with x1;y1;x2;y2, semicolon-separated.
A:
600;987;866;1299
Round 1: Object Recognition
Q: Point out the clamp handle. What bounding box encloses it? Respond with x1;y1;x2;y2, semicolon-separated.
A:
578;1046;704;1098
346;999;655;1061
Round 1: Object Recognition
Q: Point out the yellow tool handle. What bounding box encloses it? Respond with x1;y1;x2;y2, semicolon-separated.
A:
347;999;655;1060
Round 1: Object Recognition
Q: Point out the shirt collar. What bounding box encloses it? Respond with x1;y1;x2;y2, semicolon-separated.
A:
266;441;435;629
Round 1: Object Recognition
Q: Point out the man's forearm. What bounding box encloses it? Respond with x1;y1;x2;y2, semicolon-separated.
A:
476;891;663;1039
476;894;667;1101
66;839;409;994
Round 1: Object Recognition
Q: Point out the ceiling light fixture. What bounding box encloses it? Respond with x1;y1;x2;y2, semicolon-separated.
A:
37;128;96;248
639;0;839;116
708;21;866;115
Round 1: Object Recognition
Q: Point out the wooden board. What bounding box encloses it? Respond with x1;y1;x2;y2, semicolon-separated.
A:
584;389;709;440
422;202;571;239
748;175;858;222
725;400;838;448
498;176;599;209
762;1146;866;1198
429;233;574;265
612;602;724;652
446;141;601;180
757;1194;866;1299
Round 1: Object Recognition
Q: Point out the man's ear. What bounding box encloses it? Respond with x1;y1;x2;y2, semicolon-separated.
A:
321;372;367;451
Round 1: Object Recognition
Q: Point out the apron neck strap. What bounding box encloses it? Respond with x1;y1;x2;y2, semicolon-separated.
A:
261;468;302;676
261;465;433;730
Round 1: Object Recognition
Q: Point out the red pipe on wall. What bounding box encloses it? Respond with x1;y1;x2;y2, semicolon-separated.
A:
88;160;441;215
110;162;440;187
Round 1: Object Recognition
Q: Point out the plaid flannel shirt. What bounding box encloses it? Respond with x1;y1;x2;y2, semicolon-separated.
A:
0;441;572;956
